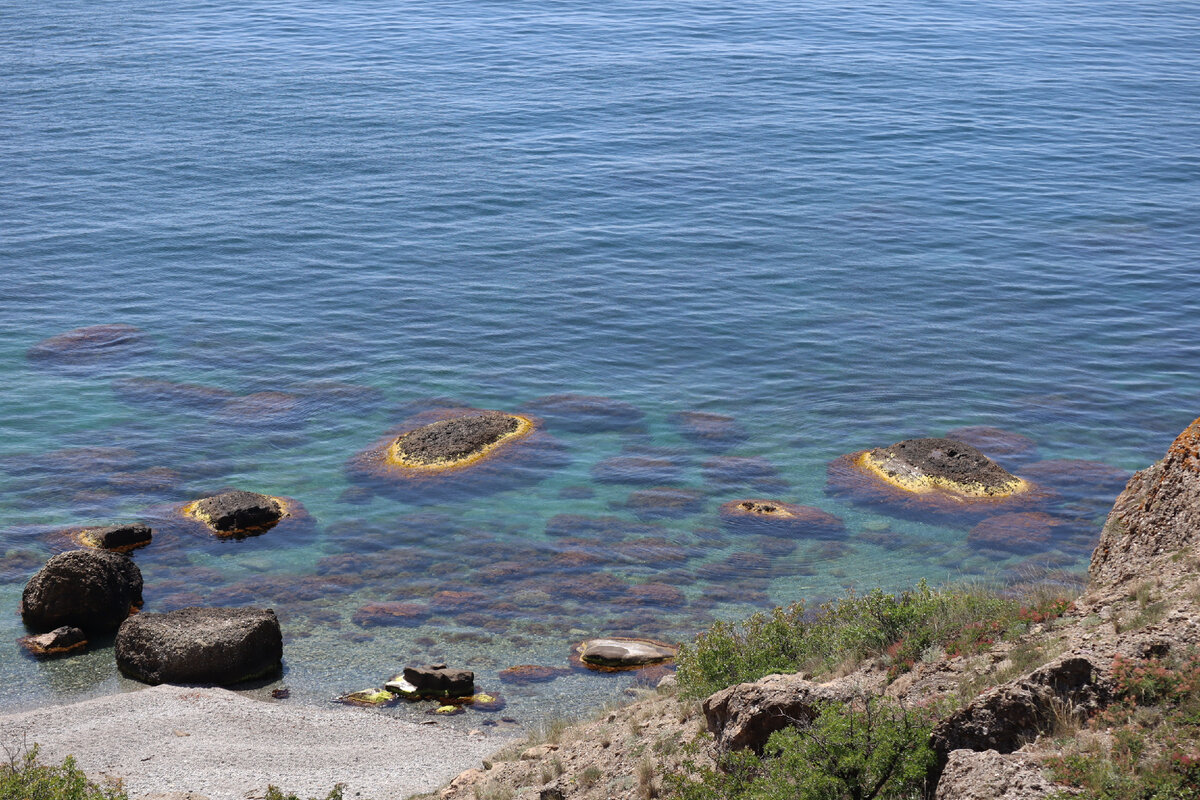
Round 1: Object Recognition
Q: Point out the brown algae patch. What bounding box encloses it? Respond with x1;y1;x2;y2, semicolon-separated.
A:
384;411;534;472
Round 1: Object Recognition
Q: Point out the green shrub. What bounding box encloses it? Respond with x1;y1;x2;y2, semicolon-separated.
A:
263;786;346;800
675;580;1071;698
666;696;934;800
0;744;127;800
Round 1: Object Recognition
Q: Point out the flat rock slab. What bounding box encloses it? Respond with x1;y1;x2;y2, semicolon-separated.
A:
0;685;511;800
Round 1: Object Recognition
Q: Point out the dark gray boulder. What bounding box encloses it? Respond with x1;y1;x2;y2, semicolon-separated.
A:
80;523;153;552
394;413;521;465
189;490;282;533
401;663;475;697
115;606;282;686
21;549;143;633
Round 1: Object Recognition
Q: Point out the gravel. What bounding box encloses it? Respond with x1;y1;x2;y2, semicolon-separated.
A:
0;685;513;800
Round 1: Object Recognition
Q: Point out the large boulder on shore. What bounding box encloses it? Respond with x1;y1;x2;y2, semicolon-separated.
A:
115;607;282;686
21;549;143;633
702;672;845;753
1091;415;1200;588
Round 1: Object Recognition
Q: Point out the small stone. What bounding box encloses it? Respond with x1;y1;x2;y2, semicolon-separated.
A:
338;689;397;707
17;626;88;659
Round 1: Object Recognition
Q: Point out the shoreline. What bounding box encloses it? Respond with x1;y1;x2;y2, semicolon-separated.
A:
0;683;513;800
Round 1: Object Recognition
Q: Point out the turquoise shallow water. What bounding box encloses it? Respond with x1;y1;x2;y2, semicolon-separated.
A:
2;0;1199;727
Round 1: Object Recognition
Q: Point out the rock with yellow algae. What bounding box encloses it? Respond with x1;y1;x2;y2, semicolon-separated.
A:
182;490;285;536
827;437;1046;520
389;412;531;469
77;523;153;553
338;688;398;707
18;625;88;659
718;499;846;539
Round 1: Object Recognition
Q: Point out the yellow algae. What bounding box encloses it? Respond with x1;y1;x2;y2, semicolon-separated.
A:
856;451;1027;499
75;530;146;554
384;413;534;473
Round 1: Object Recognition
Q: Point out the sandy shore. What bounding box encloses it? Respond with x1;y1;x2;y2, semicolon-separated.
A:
0;685;511;800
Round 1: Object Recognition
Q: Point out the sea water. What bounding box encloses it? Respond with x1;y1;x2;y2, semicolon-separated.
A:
2;0;1199;727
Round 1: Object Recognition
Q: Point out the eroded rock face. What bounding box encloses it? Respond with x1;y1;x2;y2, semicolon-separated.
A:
392;413;524;467
1090;416;1200;588
21;549;143;633
17;625;88;658
932;656;1106;757
115;606;282;686
78;523;153;553
703;673;844;753
184;490;284;535
934;749;1058;800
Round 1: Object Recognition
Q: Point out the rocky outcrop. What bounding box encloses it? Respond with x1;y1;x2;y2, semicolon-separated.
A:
391;412;530;468
115;607;283;685
702;673;856;753
78;523;153;553
932;656;1106;757
1090;415;1200;588
21;549;143;633
394;664;475;698
17;625;88;658
183;490;285;536
934;749;1058;800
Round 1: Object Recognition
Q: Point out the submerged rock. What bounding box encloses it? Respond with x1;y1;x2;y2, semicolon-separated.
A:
351;601;430;628
519;394;645;433
498;665;567;685
111;377;236;412
77;523;153;553
182;490;285;536
944;426;1039;462
115;606;283;686
17;625;88;659
967;512;1064;554
28;324;150;364
21;549;143;633
575;637;677;671
626;487;706;519
719;499;846;539
827;437;1043;519
669;411;749;451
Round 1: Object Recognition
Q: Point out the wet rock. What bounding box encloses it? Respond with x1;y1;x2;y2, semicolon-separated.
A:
1091;416;1200;588
77;523;153;553
576;637;677;671
625;487;706;519
498;665;566;685
392;412;526;466
183;490;284;536
520;394;645;433
931;656;1106;757
28;324;150;364
669;411;749;452
115;606;283;686
719;499;846;539
944;426;1039;463
967;512;1065;554
827;438;1045;520
934;749;1059;800
337;688;397;707
401;664;475;697
21;549;143;633
17;625;88;659
352;601;430;627
703;672;843;753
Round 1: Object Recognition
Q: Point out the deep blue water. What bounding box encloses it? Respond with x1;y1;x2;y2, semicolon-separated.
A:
2;0;1199;725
